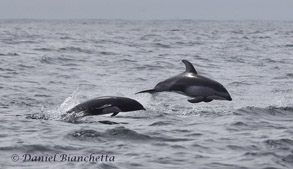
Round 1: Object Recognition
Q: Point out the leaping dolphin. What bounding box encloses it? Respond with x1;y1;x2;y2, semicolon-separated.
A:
136;60;232;103
66;96;145;117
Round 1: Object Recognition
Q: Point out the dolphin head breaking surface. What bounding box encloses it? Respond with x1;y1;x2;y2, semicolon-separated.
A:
136;60;232;103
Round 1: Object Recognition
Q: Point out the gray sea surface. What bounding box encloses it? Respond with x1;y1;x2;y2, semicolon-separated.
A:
0;20;293;169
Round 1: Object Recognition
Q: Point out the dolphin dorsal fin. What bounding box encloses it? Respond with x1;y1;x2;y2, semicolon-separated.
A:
182;60;197;74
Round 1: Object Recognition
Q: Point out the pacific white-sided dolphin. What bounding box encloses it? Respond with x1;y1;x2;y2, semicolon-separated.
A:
66;96;145;117
136;60;232;103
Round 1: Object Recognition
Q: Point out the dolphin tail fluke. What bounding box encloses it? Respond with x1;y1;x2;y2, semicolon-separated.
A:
135;89;157;94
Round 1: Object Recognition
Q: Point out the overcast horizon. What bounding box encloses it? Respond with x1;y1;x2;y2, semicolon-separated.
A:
0;0;293;21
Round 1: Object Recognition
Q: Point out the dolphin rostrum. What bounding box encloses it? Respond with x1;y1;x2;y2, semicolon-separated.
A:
136;60;232;103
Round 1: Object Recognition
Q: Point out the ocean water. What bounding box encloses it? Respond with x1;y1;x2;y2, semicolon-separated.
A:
0;20;293;169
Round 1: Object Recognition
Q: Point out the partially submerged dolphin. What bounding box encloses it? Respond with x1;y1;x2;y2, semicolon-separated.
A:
66;96;145;117
136;60;232;103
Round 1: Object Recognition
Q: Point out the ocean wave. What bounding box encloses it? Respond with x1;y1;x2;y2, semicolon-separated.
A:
67;127;193;143
0;144;56;152
0;52;19;56
243;151;281;158
66;127;153;142
34;47;55;52
99;51;117;56
231;121;249;126
264;138;293;150
149;121;173;126
10;96;42;108
58;46;93;54
286;73;293;78
40;55;86;66
0;144;85;154
17;64;35;70
285;44;293;47
282;154;293;163
154;42;171;48
206;162;246;169
241;151;293;168
235;106;293;117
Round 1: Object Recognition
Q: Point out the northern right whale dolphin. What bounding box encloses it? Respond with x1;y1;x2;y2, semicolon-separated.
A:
136;60;232;103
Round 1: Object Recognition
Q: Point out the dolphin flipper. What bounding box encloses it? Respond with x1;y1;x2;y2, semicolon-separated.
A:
188;97;205;103
188;97;213;103
111;112;119;117
204;99;213;102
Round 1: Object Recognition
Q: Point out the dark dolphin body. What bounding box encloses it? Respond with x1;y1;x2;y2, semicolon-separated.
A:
136;60;232;103
66;96;145;117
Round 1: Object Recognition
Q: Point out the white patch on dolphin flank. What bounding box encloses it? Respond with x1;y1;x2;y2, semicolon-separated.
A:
97;104;112;109
185;86;216;98
184;86;231;101
102;106;122;114
206;95;227;100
